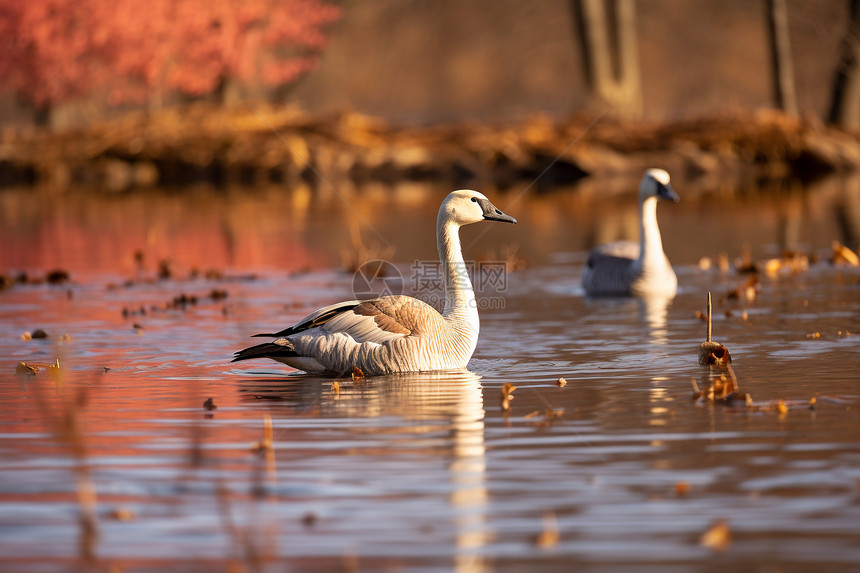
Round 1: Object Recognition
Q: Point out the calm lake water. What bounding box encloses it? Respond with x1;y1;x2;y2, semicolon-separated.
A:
1;177;859;571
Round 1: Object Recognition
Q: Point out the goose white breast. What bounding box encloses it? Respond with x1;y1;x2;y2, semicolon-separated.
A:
233;190;517;376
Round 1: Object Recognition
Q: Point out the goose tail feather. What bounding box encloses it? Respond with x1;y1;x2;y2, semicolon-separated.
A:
231;340;298;363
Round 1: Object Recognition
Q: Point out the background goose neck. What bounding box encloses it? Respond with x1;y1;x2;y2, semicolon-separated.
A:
638;196;664;264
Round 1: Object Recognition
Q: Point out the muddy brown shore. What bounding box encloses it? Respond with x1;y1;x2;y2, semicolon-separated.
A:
2;105;859;192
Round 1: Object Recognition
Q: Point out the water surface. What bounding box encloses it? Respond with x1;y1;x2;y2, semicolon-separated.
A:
1;179;858;571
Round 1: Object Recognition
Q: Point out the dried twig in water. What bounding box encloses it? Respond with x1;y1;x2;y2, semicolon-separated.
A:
698;292;732;366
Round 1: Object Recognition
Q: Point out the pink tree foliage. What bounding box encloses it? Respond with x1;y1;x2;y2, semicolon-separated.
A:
0;0;114;109
0;0;340;110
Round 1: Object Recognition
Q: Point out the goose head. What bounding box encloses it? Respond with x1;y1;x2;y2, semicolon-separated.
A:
439;189;518;227
639;168;680;203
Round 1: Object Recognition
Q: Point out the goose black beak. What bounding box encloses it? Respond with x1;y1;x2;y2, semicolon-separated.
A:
658;182;680;203
477;198;517;224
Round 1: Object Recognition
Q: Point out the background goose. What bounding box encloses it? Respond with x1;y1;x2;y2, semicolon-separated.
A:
232;190;516;376
582;168;680;297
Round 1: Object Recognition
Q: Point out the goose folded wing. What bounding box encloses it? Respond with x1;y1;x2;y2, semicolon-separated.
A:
258;296;437;345
321;296;431;344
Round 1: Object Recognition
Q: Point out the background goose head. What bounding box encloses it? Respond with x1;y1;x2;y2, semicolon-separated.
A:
439;189;518;227
639;168;680;203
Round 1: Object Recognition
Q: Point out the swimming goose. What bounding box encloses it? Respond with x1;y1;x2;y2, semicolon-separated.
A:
582;168;680;297
232;190;517;376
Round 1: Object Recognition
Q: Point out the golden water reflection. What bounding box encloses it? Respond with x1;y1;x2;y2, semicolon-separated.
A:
240;369;488;572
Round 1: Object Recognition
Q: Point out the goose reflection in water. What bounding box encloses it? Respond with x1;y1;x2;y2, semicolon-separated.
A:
239;369;488;573
639;294;673;346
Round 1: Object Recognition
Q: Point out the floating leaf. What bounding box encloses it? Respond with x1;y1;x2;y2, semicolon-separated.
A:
203;397;217;411
107;507;137;522
674;481;691;497
806;332;820;339
501;382;518;412
534;512;559;548
556;377;567;387
330;380;341;397
700;519;731;552
351;367;365;382
46;269;70;284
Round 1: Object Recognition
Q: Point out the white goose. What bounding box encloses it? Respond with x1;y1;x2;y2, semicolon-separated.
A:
232;190;517;376
582;168;680;297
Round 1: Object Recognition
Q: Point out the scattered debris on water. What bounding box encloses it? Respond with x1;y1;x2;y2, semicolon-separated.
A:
21;328;50;340
106;507;137;522
16;362;38;376
700;518;732;552
15;360;61;376
831;241;859;266
524;408;565;428
46;269;71;284
692;365;751;406
674;481;691;497
734;244;758;274
698;292;732;366
725;275;759;302
301;512;318;528
534;512;559;548
501;382;517;412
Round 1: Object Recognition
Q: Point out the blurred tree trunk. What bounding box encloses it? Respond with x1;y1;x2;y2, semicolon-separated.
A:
572;0;642;119
767;0;798;116
215;76;242;108
32;104;53;129
829;0;860;128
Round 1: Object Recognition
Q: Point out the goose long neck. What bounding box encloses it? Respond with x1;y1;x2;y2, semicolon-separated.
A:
437;217;476;319
638;196;665;265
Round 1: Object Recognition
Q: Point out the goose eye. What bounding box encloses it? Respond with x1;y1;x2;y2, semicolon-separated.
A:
471;197;478;203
